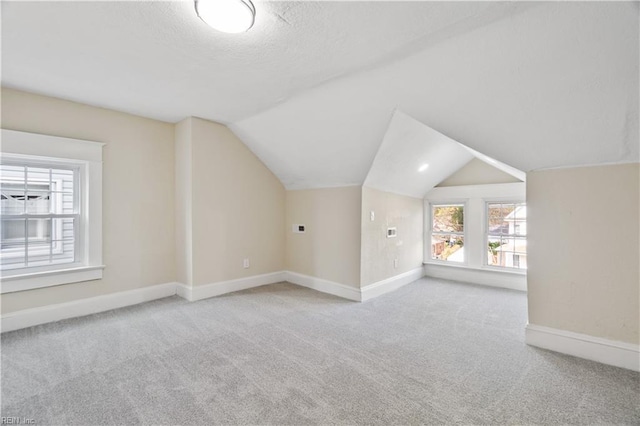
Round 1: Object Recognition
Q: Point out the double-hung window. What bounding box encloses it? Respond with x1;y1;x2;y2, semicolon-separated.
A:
1;161;79;269
486;202;526;270
0;129;104;293
430;203;465;263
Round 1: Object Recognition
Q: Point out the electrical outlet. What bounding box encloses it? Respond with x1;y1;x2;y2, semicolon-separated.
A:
370;211;375;221
243;258;250;269
394;259;398;269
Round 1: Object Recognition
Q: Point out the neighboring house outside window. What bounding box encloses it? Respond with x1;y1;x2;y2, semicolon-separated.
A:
1;164;78;270
430;203;465;263
487;202;526;269
0;129;104;293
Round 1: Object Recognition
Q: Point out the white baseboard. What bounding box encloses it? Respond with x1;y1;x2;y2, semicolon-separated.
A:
285;271;361;302
177;271;287;302
361;267;424;302
1;282;178;333
424;263;527;292
525;323;640;372
175;281;192;301
1;269;425;333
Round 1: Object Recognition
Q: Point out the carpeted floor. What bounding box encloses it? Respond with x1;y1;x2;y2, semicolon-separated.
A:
1;278;639;425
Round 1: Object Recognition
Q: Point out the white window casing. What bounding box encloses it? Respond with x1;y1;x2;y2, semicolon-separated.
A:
428;201;467;265
1;129;105;293
424;183;526;275
485;201;527;271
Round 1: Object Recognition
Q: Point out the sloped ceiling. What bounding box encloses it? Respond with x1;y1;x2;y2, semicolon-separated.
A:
364;110;523;198
232;1;638;189
1;0;501;123
2;2;638;191
364;111;473;198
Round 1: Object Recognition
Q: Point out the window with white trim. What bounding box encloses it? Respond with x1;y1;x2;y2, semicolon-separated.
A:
430;203;465;263
486;202;526;270
0;129;104;293
1;162;79;270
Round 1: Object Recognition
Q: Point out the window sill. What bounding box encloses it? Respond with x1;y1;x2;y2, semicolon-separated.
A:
1;265;105;293
422;261;526;276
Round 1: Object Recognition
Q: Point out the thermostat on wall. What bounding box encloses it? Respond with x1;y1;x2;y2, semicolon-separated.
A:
293;224;306;233
387;227;397;238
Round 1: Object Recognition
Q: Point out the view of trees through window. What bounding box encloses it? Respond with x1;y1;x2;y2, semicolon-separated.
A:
487;202;526;269
431;204;464;262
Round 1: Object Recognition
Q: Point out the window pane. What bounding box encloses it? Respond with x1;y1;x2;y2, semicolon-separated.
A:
487;202;527;269
432;205;464;233
25;217;76;267
52;218;74;242
513;205;527;235
25;190;51;214
487;203;513;235
51;218;75;265
52;239;75;264
1;182;26;215
487;236;503;266
1;218;27;247
52;168;74;194
0;244;26;269
27;218;52;243
431;234;464;262
487;236;527;269
27;167;50;183
0;164;25;177
1;162;78;271
0;218;26;269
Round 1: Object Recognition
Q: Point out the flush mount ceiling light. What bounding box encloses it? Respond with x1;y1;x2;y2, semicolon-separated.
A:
195;0;256;34
418;163;429;172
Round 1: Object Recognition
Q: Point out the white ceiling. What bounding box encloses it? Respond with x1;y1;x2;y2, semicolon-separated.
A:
3;2;638;190
364;110;474;198
2;0;499;123
233;1;638;188
365;110;523;198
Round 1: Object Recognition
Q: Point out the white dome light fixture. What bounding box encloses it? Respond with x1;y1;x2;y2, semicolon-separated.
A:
195;0;256;34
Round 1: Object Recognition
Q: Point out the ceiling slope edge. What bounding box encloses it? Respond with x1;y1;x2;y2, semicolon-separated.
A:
364;110;525;199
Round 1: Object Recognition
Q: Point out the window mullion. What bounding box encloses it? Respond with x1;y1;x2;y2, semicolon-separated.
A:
49;168;54;264
24;216;29;267
2;161;80;272
1;213;78;219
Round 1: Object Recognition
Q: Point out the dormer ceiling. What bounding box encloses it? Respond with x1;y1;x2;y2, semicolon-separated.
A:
2;2;637;191
364;111;523;199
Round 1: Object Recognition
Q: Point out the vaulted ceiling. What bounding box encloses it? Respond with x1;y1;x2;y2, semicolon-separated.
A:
3;1;638;190
364;110;523;198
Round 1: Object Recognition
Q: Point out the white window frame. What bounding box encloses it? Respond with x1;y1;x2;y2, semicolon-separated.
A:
1;129;105;293
1;160;79;263
427;201;468;265
483;200;527;271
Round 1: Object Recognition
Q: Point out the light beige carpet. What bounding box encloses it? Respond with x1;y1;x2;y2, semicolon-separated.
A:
2;278;638;425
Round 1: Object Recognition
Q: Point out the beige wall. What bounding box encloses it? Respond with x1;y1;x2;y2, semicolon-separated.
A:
361;186;423;286
286;186;361;288
1;88;176;313
181;117;285;286
174;118;193;286
527;163;639;344
437;158;521;187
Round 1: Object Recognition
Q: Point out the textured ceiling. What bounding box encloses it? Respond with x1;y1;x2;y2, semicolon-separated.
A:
2;0;498;123
3;2;638;190
233;2;638;188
